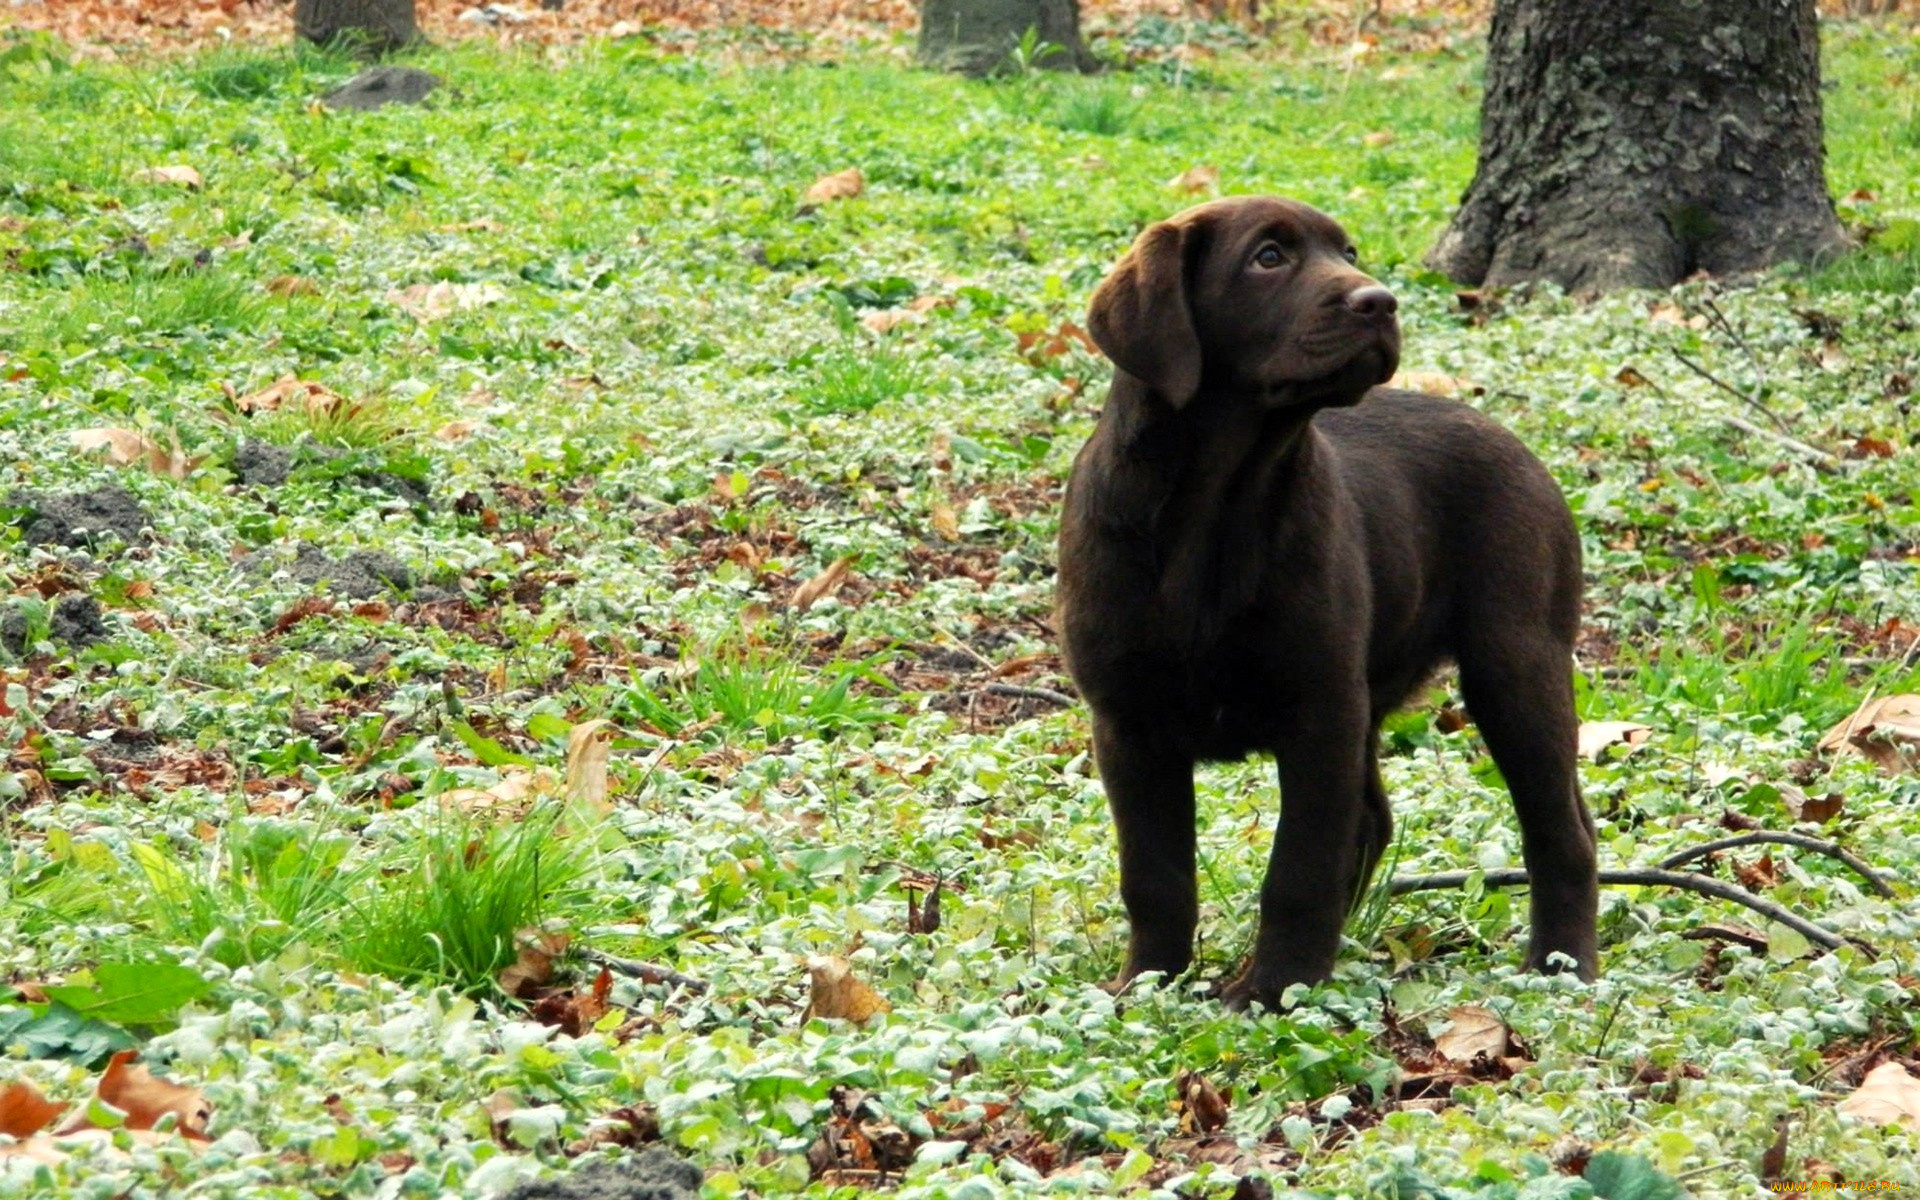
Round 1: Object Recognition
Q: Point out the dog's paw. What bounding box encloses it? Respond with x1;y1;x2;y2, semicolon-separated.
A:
1218;958;1327;1012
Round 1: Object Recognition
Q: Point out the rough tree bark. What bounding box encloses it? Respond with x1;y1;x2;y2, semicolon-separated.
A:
1427;0;1851;292
295;0;421;56
918;0;1093;76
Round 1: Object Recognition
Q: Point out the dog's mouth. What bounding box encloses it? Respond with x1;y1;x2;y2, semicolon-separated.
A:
1281;329;1401;405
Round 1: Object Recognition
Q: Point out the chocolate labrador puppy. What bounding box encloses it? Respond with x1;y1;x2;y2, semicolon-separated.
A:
1057;196;1599;1009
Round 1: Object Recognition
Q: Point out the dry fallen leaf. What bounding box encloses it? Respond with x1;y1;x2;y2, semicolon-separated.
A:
1838;1061;1920;1128
0;1080;64;1139
929;499;960;542
803;955;890;1024
1577;720;1652;761
133;164;202;189
386;281;507;321
1434;1004;1509;1062
231;375;354;419
859;309;917;334
498;929;570;999
792;555;856;613
434;419;484;442
57;1050;211;1140
803;167;864;205
265;274;320;297
1166;164;1220;194
1818;694;1920;775
70;427;206;481
1778;783;1845;825
1176;1071;1231;1134
1390;369;1472;397
564;719;614;816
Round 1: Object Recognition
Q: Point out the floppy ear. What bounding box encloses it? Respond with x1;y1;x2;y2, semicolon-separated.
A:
1087;220;1202;407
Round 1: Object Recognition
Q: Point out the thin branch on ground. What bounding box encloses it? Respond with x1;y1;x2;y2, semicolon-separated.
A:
1387;867;1848;951
1655;831;1894;897
983;682;1076;707
576;947;709;993
1719;412;1841;471
1668;346;1805;444
1699;297;1781;426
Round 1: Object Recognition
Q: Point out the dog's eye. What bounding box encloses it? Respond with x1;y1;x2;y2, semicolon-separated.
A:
1253;244;1286;269
1343;246;1360;265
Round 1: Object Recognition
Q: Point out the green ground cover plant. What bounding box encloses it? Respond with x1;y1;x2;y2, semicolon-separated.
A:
0;13;1916;1197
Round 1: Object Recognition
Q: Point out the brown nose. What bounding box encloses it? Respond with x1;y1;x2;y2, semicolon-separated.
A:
1345;285;1398;319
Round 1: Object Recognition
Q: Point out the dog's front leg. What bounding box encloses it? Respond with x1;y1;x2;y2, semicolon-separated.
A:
1093;716;1198;988
1224;702;1370;1010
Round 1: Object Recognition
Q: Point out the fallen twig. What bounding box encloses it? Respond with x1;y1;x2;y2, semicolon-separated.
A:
576;948;709;993
1656;831;1894;898
983;682;1075;707
1388;867;1848;951
1718;412;1840;471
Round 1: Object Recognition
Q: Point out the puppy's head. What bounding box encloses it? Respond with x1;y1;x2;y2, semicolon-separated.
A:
1087;196;1400;409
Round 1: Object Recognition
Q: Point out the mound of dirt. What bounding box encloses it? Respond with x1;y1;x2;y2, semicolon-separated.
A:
232;440;294;487
0;608;28;659
50;594;110;648
502;1149;702;1200
10;485;150;548
231;440;431;507
249;543;416;599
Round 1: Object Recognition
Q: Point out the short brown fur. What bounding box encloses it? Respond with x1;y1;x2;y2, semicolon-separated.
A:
1057;196;1599;1009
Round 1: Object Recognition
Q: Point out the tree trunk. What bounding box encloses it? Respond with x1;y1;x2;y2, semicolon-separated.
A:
918;0;1093;77
1427;0;1850;292
295;0;420;56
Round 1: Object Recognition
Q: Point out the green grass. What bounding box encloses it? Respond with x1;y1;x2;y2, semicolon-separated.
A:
0;14;1916;1198
338;805;599;996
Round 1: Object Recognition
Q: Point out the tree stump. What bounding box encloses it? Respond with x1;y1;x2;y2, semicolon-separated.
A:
1427;0;1850;292
917;0;1093;77
295;0;421;57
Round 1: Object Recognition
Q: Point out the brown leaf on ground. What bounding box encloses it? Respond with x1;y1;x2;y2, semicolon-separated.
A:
1433;1004;1509;1063
1818;694;1920;775
1167;164;1220;194
132;164;201;188
565;1103;660;1156
1390;369;1474;397
1759;1113;1791;1182
70;427;206;480
1838;1061;1920;1127
232;375;352;419
386;281;507;321
929;499;961;543
1778;784;1845;824
1733;853;1781;890
1176;1071;1231;1134
563;719;614;816
0;1080;64;1139
803;167;864;205
57;1050;211;1139
804;956;890;1024
1576;720;1651;760
482;1088;525;1147
792;555;856;612
529;967;613;1038
265;274;320;297
499;928;571;999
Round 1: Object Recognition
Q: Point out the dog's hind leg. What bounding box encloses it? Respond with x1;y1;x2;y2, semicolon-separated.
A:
1457;634;1600;980
1349;749;1393;914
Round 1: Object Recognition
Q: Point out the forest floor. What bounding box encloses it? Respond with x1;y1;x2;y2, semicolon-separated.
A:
1;8;1918;1198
